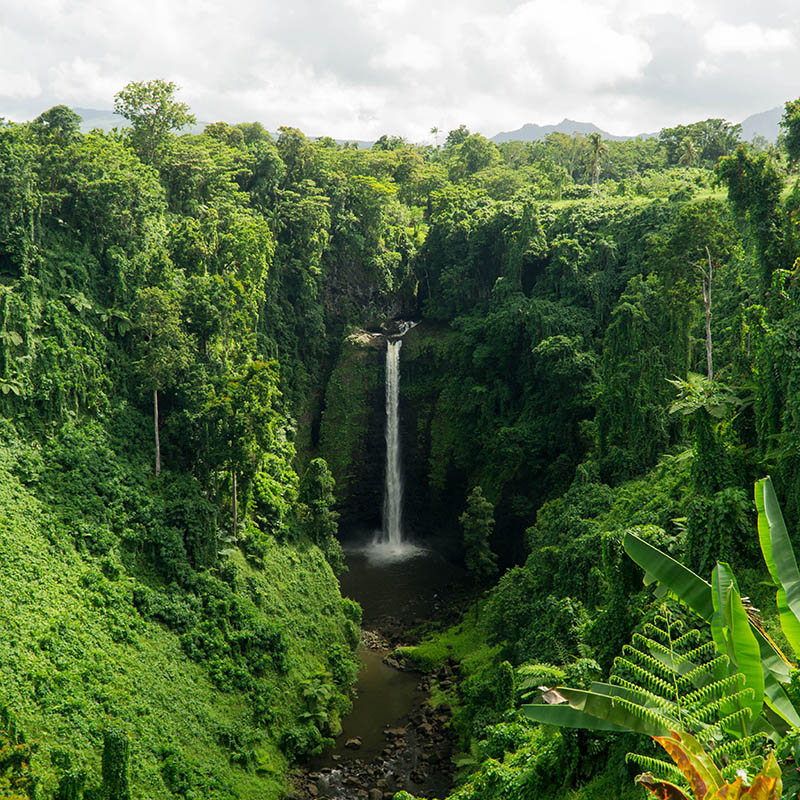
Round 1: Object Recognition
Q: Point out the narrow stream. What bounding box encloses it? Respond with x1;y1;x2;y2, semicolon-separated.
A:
299;542;464;799
296;323;464;799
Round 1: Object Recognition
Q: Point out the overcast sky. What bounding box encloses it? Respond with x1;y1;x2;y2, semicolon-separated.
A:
0;0;797;141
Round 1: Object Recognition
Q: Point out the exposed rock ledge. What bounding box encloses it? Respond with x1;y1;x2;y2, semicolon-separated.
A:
347;329;386;349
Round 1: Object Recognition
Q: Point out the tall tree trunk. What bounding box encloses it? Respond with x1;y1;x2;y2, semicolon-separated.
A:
232;471;238;541
703;246;713;380
154;387;161;476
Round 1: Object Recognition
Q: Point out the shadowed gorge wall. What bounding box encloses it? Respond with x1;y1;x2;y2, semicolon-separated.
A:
318;331;386;532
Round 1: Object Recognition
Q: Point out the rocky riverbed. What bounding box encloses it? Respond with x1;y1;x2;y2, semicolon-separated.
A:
291;642;459;800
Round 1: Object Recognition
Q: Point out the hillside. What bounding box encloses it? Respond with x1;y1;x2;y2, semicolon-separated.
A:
4;81;800;800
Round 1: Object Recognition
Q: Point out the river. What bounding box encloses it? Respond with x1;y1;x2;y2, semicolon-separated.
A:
297;539;465;800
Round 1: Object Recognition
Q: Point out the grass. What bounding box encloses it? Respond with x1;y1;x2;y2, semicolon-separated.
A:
0;452;355;799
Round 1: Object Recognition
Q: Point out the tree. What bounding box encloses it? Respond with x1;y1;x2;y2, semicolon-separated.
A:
780;97;800;166
678;136;697;170
33;105;82;142
444;124;470;149
586;132;608;190
297;458;344;573
132;286;193;475
207;361;281;540
459;486;498;583
114;79;196;165
716;147;782;297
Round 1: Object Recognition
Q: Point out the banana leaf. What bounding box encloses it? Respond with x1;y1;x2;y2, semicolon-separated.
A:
654;730;724;797
711;564;764;732
755;476;800;655
623;532;713;619
521;703;631;732
624;532;792;685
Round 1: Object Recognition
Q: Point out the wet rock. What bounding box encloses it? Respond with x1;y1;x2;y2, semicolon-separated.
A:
369;790;383;800
345;737;363;750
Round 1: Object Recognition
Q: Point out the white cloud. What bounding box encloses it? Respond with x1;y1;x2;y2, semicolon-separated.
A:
705;21;793;55
0;68;41;98
0;0;799;139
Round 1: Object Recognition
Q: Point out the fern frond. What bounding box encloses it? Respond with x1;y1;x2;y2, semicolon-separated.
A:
626;752;689;786
677;640;717;665
612;696;676;731
683;674;744;707
613;658;676;699
670;629;701;651
608;678;682;718
681;655;731;687
709;734;766;762
618;647;676;682
697;706;752;742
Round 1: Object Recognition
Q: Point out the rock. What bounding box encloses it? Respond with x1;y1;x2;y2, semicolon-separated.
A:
383;656;402;670
307;786;318;797
345;737;363;750
384;726;407;738
369;790;383;800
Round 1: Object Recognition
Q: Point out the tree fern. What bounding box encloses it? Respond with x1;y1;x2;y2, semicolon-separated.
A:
610;606;765;787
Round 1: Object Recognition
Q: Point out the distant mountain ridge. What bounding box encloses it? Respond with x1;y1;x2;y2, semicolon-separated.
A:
490;118;653;143
739;107;782;142
40;105;787;146
491;108;783;145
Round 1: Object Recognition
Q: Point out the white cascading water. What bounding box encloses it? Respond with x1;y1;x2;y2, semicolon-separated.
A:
367;322;422;561
382;339;404;546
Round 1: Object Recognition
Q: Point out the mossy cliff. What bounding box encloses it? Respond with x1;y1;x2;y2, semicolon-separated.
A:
398;322;463;543
316;322;464;544
318;330;386;531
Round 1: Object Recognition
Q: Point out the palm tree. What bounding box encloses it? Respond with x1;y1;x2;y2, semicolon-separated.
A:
587;132;608;191
678;136;698;170
430;126;440;149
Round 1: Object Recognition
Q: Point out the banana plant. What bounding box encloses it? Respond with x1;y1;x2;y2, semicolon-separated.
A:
525;479;800;732
523;477;800;794
636;731;782;800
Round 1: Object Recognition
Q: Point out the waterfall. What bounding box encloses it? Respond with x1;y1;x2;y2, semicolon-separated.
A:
382;339;404;546
367;322;422;561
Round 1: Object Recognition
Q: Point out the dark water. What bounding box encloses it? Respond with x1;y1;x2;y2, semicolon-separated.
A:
315;542;464;765
328;647;421;761
339;540;465;627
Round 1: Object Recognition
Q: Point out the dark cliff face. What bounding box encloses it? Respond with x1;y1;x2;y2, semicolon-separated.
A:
317;323;466;549
318;331;386;535
398;322;464;549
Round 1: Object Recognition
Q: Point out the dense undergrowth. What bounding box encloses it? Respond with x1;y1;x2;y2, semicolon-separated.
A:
4;84;800;798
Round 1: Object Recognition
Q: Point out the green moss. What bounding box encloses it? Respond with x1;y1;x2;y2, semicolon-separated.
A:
318;333;383;497
0;457;355;800
395;610;500;676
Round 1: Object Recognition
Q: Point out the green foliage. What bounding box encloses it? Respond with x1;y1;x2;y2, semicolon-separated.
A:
0;706;36;800
297;458;344;572
460;487;498;583
114;79;196;165
99;727;130;800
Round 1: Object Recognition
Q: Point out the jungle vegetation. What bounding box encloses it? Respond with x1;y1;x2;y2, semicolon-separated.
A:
3;79;800;799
